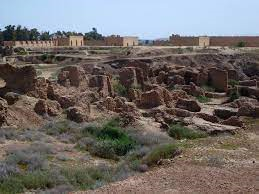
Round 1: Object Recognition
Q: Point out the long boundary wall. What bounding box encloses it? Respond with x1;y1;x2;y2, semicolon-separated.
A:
210;36;259;47
168;35;259;47
170;36;199;46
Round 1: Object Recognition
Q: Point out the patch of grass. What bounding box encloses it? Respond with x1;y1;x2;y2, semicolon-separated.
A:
168;123;207;140
143;144;179;166
0;166;112;194
61;166;112;190
196;95;211;103
0;170;56;194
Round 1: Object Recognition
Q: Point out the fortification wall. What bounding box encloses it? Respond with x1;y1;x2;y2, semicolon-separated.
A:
210;36;259;47
170;36;199;46
105;36;123;46
4;41;56;48
84;40;106;46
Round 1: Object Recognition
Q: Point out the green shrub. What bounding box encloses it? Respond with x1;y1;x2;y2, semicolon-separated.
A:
81;119;136;159
0;166;112;193
90;140;117;160
143;144;179;166
237;41;246;48
0;171;55;194
196;95;211;103
228;89;240;102
168;124;207;140
113;80;127;96
228;79;239;87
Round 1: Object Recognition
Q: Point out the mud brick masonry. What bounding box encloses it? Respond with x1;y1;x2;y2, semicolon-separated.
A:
3;35;138;48
168;35;259;47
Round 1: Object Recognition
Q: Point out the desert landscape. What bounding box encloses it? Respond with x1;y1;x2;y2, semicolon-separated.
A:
0;45;258;193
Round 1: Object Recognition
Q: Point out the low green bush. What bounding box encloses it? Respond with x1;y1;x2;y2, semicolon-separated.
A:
228;89;240;102
143;144;179;166
80;118;136;159
196;95;211;103
168;123;207;140
0;166;112;193
228;79;239;87
237;41;246;48
113;80;127;96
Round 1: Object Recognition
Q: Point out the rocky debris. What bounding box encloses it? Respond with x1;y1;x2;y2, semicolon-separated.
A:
166;108;192;118
196;113;219;123
47;83;76;108
184;69;199;85
138;90;164;108
156;71;167;84
5;95;44;129
168;75;185;86
58;66;87;87
220;116;244;127
66;106;89;123
89;75;114;97
58;95;76;109
119;67;144;89
180;82;205;97
189;117;240;134
239;79;257;87
137;87;173;108
214;107;238;119
171;90;189;101
76;91;99;104
0;97;8;126
34;99;62;116
208;68;228;92
238;86;259;100
237;103;259;118
0;63;37;94
27;77;48;99
4;92;21;105
176;99;201;112
227;97;259;108
128;88;142;102
126;61;150;81
102;96;138;114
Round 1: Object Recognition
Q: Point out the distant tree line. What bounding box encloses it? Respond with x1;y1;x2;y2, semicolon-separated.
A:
0;25;104;43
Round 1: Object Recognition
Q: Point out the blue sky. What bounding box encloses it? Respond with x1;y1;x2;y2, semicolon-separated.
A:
1;0;258;39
